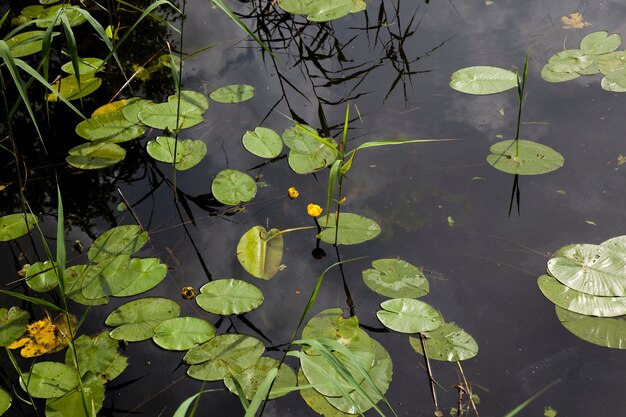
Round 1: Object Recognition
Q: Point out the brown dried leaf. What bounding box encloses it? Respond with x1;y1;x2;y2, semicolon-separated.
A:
561;12;590;29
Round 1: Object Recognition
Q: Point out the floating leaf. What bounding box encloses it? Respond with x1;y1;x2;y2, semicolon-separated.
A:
20;362;79;398
278;0;365;22
0;307;29;346
538;274;626;317
112;258;167;297
138;100;204;131
449;66;518;95
409;322;478;361
65;265;108;306
0;213;38;241
75;113;144;143
6;30;53;57
224;357;297;400
88;225;148;263
282;125;323;154
487;140;564;175
209;84;255;103
242;127;283;159
106;297;180;342
318;213;381;245
146;136;186;164
169;90;210;112
8;316;61;358
236;226;283;280
601;76;626;92
212;169;257;205
541;64;581;83
45;373;105;417
152;317;215;351
288;146;337;174
176;139;207;170
580;31;621;55
61;57;104;75
547;244;626;296
556;306;626;349
547;50;593;74
25;260;59;292
604;67;626;88
298;369;355;417
47;75;101;101
66;142;125;170
185;334;265;381
195;279;264;315
81;255;136;299
67;332;127;380
0;388;10;416
561;12;590;29
34;5;86;28
362;258;429;299
376;298;443;334
596;51;626;75
92;100;127;117
122;98;154;124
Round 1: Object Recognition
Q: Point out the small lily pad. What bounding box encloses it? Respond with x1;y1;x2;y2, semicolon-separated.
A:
122;98;154;124
25;261;59;292
449;66;518;95
242;127;283;159
278;0;366;22
169;90;210;112
288;146;337;174
580;31;622;55
597;51;626;75
209;84;255;103
176;139;207;170
0;213;38;241
195;279;264;315
66;142;126;170
47;75;101;101
75;112;144;143
376;298;443;334
152;317;215;351
362;258;429;299
318;213;381;245
146;136;186;164
487;140;564;175
604;67;626;88
409;322;478;361
106;297;180;342
64;265;108;306
111;258;167;297
6;31;51;57
541;64;581;83
211;169;257;205
236;226;283;280
282;125;322;154
601;76;626;92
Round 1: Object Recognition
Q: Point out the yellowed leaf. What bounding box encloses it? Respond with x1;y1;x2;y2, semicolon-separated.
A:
561;12;590;29
7;313;75;358
92;99;127;117
617;154;626;165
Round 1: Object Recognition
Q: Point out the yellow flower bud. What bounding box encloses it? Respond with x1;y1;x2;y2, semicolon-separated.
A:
288;187;299;199
307;203;323;217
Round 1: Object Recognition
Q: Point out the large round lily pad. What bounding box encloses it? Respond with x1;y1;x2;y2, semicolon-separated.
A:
487;140;564;175
224;356;297;400
580;31;622;55
317;213;381;245
20;362;79;398
242;127;283;159
0;213;38;241
362;258;429;298
106;297;180;342
152;317;215;351
196;279;264;315
137;100;204;131
556;306;626;349
409;322;478;361
66;142;126;170
376;298;443;334
88;225;148;263
449;66;517;95
211;169;257;205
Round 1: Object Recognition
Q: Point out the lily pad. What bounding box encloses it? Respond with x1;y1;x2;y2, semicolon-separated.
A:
601;76;626;92
45;373;104;417
409;322;478;361
224;357;297;400
209;84;255;103
236;226;284;280
288;146;338;174
604;67;626;88
47;75;101;101
81;255;136;299
298;368;355;417
547;50;593;73
541;64;581;83
111;258;167;297
211;169;257;205
75;113;144;143
152;317;215;351
122;98;154;124
61;57;104;75
176;139;207;170
376;298;443;334
362;258;429;299
556;306;626;349
282;125;323;154
0;213;38;241
538;274;626;317
88;225;148;263
66;142;126;170
146;136;186;164
486;140;564;175
185;334;265;381
580;31;622;55
596;51;626;75
601;235;626;254
34;5;86;28
67;331;127;380
137;100;204;131
106;297;180;342
278;0;366;22
20;362;79;398
0;307;29;346
6;31;51;57
318;213;381;245
242;127;283;159
64;265;108;306
195;279;264;315
25;260;59;292
169;90;210;112
449;66;518;95
547;244;626;297
0;388;10;416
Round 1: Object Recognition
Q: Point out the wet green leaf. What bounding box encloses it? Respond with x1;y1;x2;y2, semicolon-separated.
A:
242;127;283;159
449;66;517;95
376;298;443;334
66;332;127;380
212;169;257;205
541;64;581;83
61;57;103;75
195;279;264;315
0;213;38;241
88;225;148;263
487;140;564;175
185;334;264;381
152;317;215;351
236;226;283;280
288;145;337;174
0;307;29;346
66;142;126;170
409;322;478;361
34;5;86;28
6;31;52;57
556;306;626;349
64;265;108;306
209;84;255;103
318;213;381;245
0;387;10;416
282;125;322;154
45;373;104;417
362;258;429;299
47;75;101;101
538;274;626;317
224;357;297;400
547;50;593;73
147;136;186;164
138;100;204;131
75;113;144;143
112;258;167;297
106;297;180;342
25;260;59;292
547;244;626;296
176;139;207;170
20;362;79;398
580;31;621;55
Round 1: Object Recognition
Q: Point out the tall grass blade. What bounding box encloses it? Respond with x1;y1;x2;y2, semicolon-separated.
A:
0;290;63;311
244;368;278;417
55;186;66;296
502;379;560;417
326;159;342;221
356;138;457;151
0;10;10;31
173;390;221;417
60;13;82;93
229;373;250;411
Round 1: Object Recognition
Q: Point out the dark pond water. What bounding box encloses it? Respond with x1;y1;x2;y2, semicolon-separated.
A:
1;0;626;416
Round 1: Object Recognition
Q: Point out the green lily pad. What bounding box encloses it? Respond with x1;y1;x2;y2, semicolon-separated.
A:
88;225;148;263
47;75;101;101
449;66;518;95
137;100;204;131
146;136;186;164
601;235;626;254
209;84;255;103
34;5;86;28
176;139;207;170
152;317;215;351
106;297;180;342
211;169;257;205
236;226;284;280
288;146;338;174
45;373;104;417
66;332;127;380
318;213;381;245
541;64;581;83
409;322;478;361
66;142;126;170
0;307;29;346
376;298;443;334
580;31;622;55
547;243;626;297
282;125;323;154
20;362;79;398
81;255;135;299
169;90;210;112
185;334;265;381
278;0;366;22
596;51;626;75
555;306;626;349
242;127;283;159
486;140;564;175
61;57;104;75
0;213;38;241
65;265;108;306
122;98;154;124
224;357;297;400
112;258;167;297
195;279;264;315
538;274;626;317
6;31;51;58
362;258;429;299
0;388;10;416
604;67;626;88
576;62;601;76
547;50;593;73
301;308;359;345
75;112;144;143
601;76;626;92
25;260;59;292
298;368;355;417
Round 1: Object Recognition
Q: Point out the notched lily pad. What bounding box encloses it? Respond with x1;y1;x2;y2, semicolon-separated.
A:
211;169;257;205
236;226;283;280
152;317;215;351
487;140;564;175
409;322;478;361
209;84;255;103
376;298;443;334
362;258;429;299
317;213;381;245
195;279;264;315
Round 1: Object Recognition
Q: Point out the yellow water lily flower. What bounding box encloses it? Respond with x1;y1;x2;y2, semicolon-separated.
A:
288;187;299;199
307;203;323;217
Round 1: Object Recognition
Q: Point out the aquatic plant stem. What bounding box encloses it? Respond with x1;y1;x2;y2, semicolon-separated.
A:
418;332;441;415
117;187;145;231
457;361;479;416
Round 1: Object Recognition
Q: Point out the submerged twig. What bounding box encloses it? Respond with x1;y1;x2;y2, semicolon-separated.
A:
418;332;440;415
457;361;479;416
